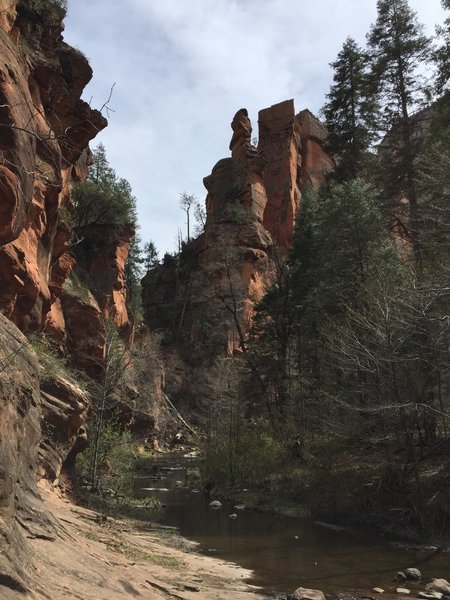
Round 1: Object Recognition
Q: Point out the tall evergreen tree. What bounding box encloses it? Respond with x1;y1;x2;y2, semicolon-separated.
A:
143;241;159;272
323;37;378;180
367;0;432;232
435;0;450;93
73;145;137;231
125;233;145;323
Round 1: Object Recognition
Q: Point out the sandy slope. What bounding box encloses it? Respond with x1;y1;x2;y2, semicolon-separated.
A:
26;482;267;600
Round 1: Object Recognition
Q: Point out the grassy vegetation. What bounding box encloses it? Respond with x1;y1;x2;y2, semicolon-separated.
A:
63;271;92;303
27;333;74;383
80;527;182;567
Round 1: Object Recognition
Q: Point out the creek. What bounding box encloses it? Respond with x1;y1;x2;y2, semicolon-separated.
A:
132;454;449;597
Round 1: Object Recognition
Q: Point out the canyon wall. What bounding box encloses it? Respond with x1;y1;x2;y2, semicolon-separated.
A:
143;99;334;359
0;1;132;342
0;3;133;594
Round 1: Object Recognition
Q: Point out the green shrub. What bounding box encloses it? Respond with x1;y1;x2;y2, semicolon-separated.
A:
28;333;72;382
200;426;287;489
18;0;67;26
225;199;254;223
63;271;91;303
77;421;136;492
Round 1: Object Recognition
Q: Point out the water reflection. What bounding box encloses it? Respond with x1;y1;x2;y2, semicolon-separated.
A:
132;458;448;596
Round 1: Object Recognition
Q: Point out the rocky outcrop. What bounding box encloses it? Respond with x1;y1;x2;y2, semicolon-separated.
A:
259;99;300;248
0;312;90;597
0;313;41;594
60;285;106;374
0;1;107;333
0;313;70;596
74;224;133;334
39;375;89;480
143;99;335;360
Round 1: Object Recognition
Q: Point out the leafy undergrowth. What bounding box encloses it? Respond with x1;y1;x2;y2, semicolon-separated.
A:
203;433;450;541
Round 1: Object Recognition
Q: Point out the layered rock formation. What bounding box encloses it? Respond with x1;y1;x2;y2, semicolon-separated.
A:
0;1;132;341
0;4;105;331
0;312;91;597
144;99;334;361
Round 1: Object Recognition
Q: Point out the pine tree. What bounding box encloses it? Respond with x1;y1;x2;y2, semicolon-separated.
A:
88;143;116;187
73;144;137;231
125;234;145;322
367;0;432;224
290;181;403;439
143;241;159;272
323;37;378;180
435;0;450;93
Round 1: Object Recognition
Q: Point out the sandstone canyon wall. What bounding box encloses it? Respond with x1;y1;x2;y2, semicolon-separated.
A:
0;3;134;594
143;99;334;402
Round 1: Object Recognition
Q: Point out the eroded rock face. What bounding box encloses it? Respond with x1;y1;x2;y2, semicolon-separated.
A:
0;2;107;333
61;287;106;376
75;225;133;334
0;314;56;594
259;99;301;248
39;375;89;480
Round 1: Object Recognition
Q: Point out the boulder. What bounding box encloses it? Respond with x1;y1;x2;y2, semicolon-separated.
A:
405;568;421;581
292;587;326;600
426;580;450;596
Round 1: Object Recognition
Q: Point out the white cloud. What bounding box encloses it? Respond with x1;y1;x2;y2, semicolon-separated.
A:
63;0;445;255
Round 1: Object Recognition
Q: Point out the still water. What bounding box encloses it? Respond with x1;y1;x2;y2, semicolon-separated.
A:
132;456;449;597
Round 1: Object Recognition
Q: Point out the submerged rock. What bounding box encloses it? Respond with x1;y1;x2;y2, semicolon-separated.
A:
426;580;450;596
292;587;326;600
404;568;422;581
209;500;222;509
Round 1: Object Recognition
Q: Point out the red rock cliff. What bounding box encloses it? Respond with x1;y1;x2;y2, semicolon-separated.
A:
0;1;107;333
143;99;335;365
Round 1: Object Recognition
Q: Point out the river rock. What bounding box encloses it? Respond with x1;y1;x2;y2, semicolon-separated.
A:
209;500;222;509
229;513;238;519
373;588;384;593
396;588;411;595
396;572;407;582
292;587;326;600
405;568;421;581
426;580;450;596
419;592;444;599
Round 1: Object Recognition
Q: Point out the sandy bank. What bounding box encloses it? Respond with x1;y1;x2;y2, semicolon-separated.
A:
26;482;267;600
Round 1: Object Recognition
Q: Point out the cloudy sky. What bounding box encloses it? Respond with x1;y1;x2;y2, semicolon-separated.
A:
63;0;445;256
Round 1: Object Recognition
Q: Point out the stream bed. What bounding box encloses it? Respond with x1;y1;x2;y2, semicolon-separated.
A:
132;455;449;597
